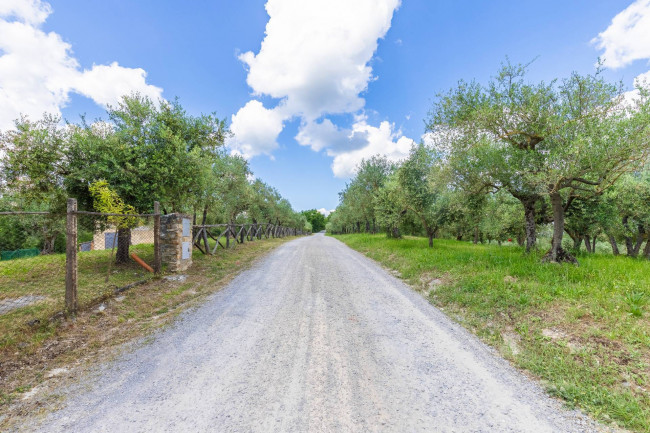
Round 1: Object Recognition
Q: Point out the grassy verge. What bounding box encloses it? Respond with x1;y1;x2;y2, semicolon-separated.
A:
333;234;650;432
0;245;156;350
0;236;297;429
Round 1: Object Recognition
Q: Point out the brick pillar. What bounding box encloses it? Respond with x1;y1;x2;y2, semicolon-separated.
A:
160;213;193;272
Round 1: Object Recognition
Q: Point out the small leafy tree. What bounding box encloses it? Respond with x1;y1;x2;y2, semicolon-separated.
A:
397;143;448;247
604;171;650;257
374;174;405;238
89;180;139;264
0;115;68;253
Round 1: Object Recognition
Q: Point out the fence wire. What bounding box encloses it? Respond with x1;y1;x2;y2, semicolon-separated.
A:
76;213;157;307
0;210;159;322
0;212;65;318
1;206;304;321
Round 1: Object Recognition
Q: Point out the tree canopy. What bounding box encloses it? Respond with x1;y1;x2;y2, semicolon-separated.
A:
328;62;650;263
0;94;307;258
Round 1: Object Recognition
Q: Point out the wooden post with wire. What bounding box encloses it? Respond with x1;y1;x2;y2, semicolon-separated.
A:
65;198;78;314
153;201;161;275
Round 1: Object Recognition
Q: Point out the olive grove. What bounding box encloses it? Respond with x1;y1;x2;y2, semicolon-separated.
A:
328;63;650;264
0;94;310;260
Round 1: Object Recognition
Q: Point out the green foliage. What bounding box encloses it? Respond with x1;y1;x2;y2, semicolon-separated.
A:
301;209;326;232
373;174;405;237
395;143;450;245
0;114;68;212
0;116;69;253
0;93;307;247
202;153;252;223
66;94;228;214
427;61;650;261
88;180;139;229
331;60;650;262
478;191;524;243
331;156;395;234
609;171;650;255
624;292;646;318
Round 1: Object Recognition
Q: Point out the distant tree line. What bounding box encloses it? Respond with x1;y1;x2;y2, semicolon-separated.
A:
0;94;310;260
301;209;326;233
327;62;650;264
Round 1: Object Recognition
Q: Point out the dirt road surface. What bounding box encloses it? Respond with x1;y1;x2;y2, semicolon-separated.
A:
26;234;606;432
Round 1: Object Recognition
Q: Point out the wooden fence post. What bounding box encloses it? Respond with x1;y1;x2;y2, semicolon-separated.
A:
65;198;78;314
153;201;161;274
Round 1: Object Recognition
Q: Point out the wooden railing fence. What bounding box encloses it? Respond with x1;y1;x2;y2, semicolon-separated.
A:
192;223;307;255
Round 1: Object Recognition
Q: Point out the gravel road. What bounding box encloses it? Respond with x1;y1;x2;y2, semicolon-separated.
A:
29;233;606;432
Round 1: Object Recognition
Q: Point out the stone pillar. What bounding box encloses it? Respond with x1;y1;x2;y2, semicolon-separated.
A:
160;213;193;272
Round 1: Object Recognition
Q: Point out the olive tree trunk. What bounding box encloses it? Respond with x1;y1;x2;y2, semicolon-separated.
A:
521;198;537;253
116;228;131;264
542;192;577;264
568;232;582;252
607;234;620;255
41;235;57;255
623;217;645;257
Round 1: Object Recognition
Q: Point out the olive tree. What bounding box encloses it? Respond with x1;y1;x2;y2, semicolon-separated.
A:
428;62;650;263
396;143;449;247
0;115;69;253
67;94;227;262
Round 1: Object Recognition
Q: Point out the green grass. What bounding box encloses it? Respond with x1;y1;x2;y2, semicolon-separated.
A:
333;234;650;432
0;245;156;349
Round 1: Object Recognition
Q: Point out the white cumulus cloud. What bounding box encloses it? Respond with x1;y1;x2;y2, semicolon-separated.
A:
74;62;162;107
0;0;162;130
0;0;51;26
229;0;414;175
295;118;368;153
594;2;650;108
317;208;335;217
227;100;287;158
329;117;414;178
239;0;399;119
593;0;650;69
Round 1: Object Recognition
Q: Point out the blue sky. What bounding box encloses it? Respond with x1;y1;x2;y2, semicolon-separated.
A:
2;0;649;213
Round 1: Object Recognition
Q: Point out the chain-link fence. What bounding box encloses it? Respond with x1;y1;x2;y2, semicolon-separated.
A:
0;203;161;324
75;212;158;309
0;211;66;320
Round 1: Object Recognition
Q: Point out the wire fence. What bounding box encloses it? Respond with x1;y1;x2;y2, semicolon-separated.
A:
0;212;66;318
75;212;158;308
0;205;160;322
1;199;306;321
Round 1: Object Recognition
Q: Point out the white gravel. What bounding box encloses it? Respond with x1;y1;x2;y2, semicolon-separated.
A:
26;233;608;432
